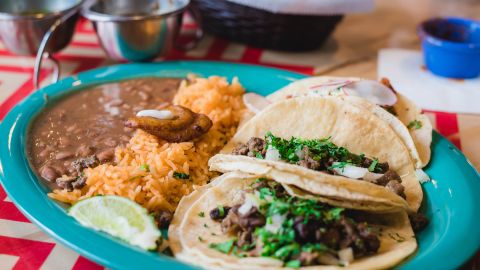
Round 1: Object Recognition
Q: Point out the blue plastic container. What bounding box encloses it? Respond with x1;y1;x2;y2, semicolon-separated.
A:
418;17;480;79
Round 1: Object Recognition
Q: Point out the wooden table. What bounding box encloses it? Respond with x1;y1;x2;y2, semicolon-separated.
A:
0;0;478;269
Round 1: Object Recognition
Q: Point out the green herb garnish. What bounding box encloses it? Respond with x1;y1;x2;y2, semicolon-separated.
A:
329;161;349;172
285;260;301;268
198;236;204;242
368;158;378;172
139;164;150;172
251;178;347;264
265;132;365;167
217;205;225;217
209;239;236;254
198;212;205;217
407;119;422;130
173;171;190;180
255;151;264;159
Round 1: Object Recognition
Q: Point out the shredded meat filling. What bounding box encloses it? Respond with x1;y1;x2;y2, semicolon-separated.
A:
232;137;407;198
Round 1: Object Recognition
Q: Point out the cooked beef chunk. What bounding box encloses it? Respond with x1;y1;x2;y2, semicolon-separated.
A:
221;205;241;234
51;155;99;191
221;205;265;234
299;251;320;266
297;158;322;171
356;222;381;254
320;228;341;249
231;137;266;157
155;210;173;229
273;183;288;198
237;229;254;248
210;206;231;221
385;180;406;198
294;216;322;244
56;175;86;191
337;217;380;256
232;143;249;155
375;170;402;186
246;137;266;157
297;147;323;171
338;216;356;249
361;157;389;173
71;155;99;173
409;213;429;232
237;206;266;230
324;157;336;170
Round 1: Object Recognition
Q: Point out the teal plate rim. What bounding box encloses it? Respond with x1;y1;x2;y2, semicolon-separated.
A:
0;61;479;270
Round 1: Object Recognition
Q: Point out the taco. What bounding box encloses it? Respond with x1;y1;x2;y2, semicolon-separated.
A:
209;96;423;212
266;76;433;168
169;172;417;270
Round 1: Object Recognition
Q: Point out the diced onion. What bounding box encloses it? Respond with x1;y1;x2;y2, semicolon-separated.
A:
136;109;174;120
415;169;431;183
238;193;260;215
332;163;369;179
265;147;281;161
265;214;286;234
338;248;354;265
295;149;305;160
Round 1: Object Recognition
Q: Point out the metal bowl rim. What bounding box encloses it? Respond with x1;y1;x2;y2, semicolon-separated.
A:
82;0;190;22
0;0;84;21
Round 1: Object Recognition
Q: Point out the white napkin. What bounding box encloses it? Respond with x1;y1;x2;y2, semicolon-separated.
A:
226;0;374;15
378;48;480;114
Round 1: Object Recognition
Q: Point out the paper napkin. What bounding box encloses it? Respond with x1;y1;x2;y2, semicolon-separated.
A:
378;48;480;114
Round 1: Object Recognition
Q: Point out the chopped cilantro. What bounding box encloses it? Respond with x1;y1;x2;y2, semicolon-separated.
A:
139;164;150;172
198;212;205;217
407;120;422;130
329;161;349;171
217;205;225;217
255;151;264;159
203;223;209;228
285;260;301;268
368;158;378;172
251;178;351;264
265;132;365;168
173;171;190;180
198;236;204;242
209;239;236;254
325;207;344;221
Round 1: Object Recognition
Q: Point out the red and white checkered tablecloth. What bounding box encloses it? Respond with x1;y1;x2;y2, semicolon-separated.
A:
0;19;478;270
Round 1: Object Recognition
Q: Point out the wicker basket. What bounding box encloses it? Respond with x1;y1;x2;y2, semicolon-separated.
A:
191;0;344;51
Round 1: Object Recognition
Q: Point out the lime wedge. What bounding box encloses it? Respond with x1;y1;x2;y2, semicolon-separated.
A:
68;195;160;250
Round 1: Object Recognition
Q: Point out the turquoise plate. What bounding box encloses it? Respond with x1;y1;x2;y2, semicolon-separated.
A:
0;61;479;270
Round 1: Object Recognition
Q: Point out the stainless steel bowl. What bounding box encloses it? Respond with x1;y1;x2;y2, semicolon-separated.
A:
83;0;193;62
0;0;82;56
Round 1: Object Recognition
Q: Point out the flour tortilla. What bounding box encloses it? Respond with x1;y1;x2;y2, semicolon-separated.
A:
210;96;423;212
267;76;433;168
171;173;417;270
